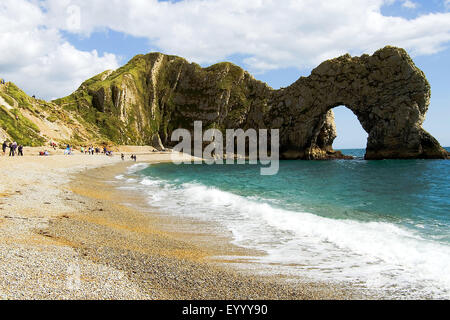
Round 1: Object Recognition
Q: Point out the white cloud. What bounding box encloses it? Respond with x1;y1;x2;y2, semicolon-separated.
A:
0;0;119;99
43;0;450;70
1;0;450;99
402;0;417;9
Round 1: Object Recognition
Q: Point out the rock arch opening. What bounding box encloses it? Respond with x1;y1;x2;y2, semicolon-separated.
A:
332;106;368;155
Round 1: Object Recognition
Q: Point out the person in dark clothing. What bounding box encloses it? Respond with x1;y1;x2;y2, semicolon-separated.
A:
18;145;23;156
9;142;17;156
2;141;7;155
121;153;125;161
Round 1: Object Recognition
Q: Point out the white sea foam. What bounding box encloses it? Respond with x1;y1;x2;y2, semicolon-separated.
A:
126;163;150;174
140;177;163;186
119;174;450;299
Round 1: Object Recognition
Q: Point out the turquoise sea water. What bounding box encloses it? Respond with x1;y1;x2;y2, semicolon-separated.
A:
118;148;450;298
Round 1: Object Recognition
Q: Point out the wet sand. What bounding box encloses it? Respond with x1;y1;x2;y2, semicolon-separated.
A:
0;150;366;299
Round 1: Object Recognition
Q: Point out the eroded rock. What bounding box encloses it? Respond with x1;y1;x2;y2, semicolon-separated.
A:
152;133;165;151
264;46;448;159
61;46;448;160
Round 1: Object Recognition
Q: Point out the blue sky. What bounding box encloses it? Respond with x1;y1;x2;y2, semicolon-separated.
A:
1;0;449;148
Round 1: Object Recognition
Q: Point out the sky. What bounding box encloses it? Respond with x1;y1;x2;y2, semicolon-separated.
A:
0;0;449;148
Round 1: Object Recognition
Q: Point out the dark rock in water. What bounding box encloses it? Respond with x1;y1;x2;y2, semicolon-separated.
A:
57;46;448;160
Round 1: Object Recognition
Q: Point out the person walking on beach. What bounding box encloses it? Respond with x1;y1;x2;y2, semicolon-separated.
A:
2;141;7;156
121;153;124;161
18;145;23;156
9;142;17;157
64;144;72;155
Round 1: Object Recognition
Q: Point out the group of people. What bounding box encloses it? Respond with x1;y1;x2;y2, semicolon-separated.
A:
122;154;137;162
0;79;5;85
44;143;113;156
63;144;114;156
104;146;113;156
2;141;23;157
80;146;99;155
0;140;138;160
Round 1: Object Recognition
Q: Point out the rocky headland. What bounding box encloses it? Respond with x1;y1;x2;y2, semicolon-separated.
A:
1;46;448;160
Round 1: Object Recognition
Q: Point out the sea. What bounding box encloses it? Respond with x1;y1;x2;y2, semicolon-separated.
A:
115;147;450;299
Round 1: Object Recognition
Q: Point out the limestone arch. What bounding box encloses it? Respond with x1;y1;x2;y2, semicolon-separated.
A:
269;47;448;160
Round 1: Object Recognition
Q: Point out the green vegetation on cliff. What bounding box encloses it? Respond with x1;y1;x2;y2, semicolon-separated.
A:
0;106;44;146
0;81;103;146
2;47;445;159
0;83;45;146
53;52;269;146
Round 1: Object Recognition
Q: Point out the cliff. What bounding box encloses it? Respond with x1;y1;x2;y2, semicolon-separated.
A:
53;53;272;148
0;82;104;147
1;46;448;159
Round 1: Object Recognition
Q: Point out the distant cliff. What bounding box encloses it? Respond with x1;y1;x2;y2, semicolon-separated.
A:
1;47;448;159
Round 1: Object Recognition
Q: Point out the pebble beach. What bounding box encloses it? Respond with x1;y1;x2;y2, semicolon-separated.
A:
0;148;364;300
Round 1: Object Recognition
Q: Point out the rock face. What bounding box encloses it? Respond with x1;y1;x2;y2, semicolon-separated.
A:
56;46;448;160
266;46;447;159
151;133;165;151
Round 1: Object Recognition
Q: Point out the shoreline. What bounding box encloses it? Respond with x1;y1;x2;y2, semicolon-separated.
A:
0;152;367;299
